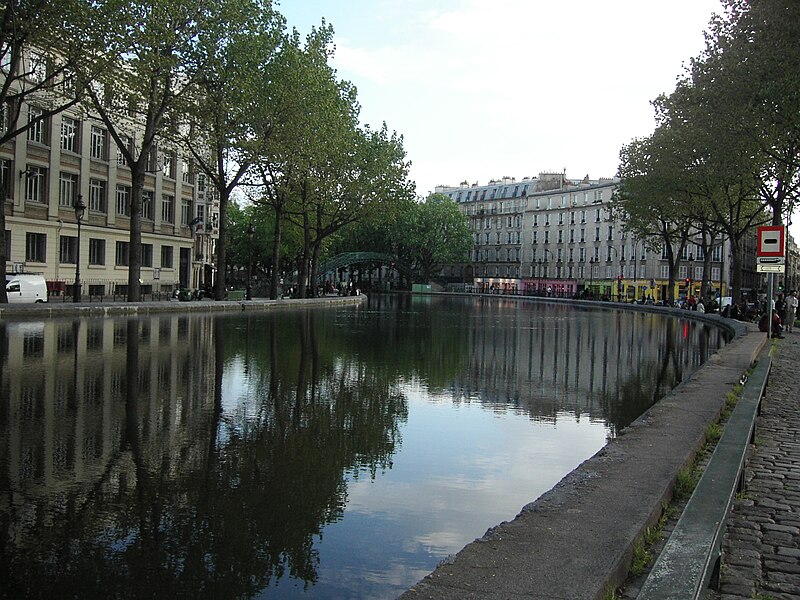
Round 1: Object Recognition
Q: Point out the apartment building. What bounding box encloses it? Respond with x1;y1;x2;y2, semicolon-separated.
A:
437;172;732;303
3;66;217;299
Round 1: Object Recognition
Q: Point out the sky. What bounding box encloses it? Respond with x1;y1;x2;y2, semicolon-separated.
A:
277;0;723;196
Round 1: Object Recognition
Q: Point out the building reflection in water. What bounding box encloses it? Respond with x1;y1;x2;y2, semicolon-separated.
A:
0;298;728;599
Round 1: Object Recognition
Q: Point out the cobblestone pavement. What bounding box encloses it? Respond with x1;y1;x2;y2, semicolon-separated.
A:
720;332;800;600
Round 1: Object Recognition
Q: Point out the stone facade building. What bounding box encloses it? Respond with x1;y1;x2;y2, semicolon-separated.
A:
3;52;217;300
437;172;735;303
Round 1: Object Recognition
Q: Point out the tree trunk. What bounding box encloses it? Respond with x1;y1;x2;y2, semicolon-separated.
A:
215;185;229;301
127;166;145;302
297;211;311;299
309;240;321;297
270;205;283;299
0;191;8;303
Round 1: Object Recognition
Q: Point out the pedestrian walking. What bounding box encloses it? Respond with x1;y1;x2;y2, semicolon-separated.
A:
786;290;798;333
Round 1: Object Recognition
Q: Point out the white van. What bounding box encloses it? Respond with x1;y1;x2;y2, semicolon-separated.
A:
5;274;48;303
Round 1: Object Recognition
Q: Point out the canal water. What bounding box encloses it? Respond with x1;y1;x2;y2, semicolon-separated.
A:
0;295;729;599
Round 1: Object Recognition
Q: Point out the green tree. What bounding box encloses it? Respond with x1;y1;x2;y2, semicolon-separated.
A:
299;123;413;296
698;0;800;226
249;24;339;299
614;132;693;305
85;0;203;301
182;0;284;300
402;193;472;283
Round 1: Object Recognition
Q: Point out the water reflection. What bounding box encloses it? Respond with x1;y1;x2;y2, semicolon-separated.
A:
0;297;729;599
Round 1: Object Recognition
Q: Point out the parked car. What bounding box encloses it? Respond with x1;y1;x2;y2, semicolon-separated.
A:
5;273;48;303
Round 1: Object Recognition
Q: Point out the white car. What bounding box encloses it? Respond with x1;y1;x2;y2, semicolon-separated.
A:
5;273;48;303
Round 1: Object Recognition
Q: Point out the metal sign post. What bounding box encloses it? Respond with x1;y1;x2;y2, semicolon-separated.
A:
757;225;786;339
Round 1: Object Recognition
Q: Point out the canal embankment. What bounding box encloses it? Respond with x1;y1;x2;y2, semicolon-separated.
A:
400;296;766;600
0;293;366;320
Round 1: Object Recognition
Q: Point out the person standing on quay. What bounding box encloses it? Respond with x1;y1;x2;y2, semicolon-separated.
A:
786;290;798;333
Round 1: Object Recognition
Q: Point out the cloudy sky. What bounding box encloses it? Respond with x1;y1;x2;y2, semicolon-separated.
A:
278;0;723;196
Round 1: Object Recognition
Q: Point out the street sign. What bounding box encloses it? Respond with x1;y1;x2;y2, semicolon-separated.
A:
757;256;786;265
757;226;785;257
757;264;786;273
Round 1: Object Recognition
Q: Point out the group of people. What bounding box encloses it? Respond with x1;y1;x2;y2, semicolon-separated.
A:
756;290;799;338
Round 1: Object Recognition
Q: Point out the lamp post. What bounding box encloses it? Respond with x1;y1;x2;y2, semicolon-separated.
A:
73;195;86;303
542;248;552;296
246;222;254;301
608;245;619;301
687;253;695;299
589;257;595;299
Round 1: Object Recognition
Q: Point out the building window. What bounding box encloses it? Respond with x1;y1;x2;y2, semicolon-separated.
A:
607;226;613;241
61;68;76;97
161;245;173;268
24;165;47;202
60;116;78;152
117;134;131;165
196;204;205;229
180;197;192;226
142;190;154;220
116;184;131;216
59;235;77;264
0;159;12;199
27;106;46;144
90;126;107;160
58;172;78;208
26;232;46;262
141;243;153;267
89;238;105;265
161;194;174;223
88;178;107;213
115;241;129;266
28;51;47;83
162;150;175;178
181;159;191;183
197;173;206;192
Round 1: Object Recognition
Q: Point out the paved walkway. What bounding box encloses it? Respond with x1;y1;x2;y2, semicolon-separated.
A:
719;332;800;600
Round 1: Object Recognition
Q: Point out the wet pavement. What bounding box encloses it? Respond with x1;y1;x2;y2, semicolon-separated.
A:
718;332;800;600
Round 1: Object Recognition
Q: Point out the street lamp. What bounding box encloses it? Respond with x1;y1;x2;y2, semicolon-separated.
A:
542;248;552;295
608;246;620;301
687;253;695;298
73;195;86;303
589;257;595;299
246;222;254;301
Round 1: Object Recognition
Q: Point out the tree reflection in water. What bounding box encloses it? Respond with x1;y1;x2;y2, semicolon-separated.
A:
0;311;408;599
0;298;728;599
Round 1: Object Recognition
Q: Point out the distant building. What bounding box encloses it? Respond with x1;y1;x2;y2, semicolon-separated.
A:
437;172;736;303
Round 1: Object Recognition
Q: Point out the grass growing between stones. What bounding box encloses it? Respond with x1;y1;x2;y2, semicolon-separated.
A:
612;371;749;599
